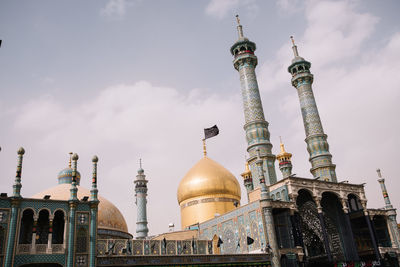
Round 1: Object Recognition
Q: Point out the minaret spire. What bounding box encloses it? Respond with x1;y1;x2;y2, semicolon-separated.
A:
288;36;337;182
230;15;277;187
290;36;299;57
376;169;393;209
69;153;79;201
235;15;244;39
376;169;400;248
12;147;25;198
89;155;99;267
135;160;149;239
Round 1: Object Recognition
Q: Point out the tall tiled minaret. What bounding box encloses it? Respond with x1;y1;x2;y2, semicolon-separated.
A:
134;160;149;239
231;15;277;187
287;37;337;182
376;169;400;248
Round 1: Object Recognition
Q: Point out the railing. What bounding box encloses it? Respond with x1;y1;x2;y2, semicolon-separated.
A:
17;244;31;254
17;244;65;254
52;244;65;253
97;239;213;256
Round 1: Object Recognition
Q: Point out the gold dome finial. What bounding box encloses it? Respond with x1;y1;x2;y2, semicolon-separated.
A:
279;136;286;154
277;137;292;162
202;139;207;157
241;160;251;178
68;152;73;168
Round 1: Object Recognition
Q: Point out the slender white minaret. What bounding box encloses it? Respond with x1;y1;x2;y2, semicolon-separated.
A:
134;159;149;239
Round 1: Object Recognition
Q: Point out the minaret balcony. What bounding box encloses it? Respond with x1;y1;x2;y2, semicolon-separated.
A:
17;244;65;254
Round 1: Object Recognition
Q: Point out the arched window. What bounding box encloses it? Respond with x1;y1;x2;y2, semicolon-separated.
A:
52;210;65;244
76;227;87;253
240;46;245;51
19;209;34;244
36;209;49;244
276;192;281;200
292;68;297;74
298;65;304;71
348;194;362;212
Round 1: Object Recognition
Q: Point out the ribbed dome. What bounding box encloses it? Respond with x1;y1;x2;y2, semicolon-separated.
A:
177;156;241;204
32;184;129;235
57;167;81;185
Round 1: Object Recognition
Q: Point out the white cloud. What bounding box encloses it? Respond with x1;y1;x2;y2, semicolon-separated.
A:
205;0;258;19
276;0;301;14
257;0;400;208
10;81;246;235
100;0;140;18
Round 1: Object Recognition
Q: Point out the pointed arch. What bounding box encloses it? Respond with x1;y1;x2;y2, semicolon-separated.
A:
19;208;34;244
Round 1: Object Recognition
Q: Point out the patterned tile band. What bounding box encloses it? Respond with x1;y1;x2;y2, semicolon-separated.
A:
180;197;238;209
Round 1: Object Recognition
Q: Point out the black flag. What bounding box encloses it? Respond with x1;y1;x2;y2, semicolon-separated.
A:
247;236;254;245
204;125;219;139
0;40;2;47
162;237;167;248
217;237;223;247
192;237;195;249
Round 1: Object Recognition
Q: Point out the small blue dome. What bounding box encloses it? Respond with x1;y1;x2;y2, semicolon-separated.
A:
57;167;81;185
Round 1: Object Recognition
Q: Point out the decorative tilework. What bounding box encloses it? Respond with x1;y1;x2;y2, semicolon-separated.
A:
78;213;88;225
14;253;66;266
291;66;337;182
0;210;8;223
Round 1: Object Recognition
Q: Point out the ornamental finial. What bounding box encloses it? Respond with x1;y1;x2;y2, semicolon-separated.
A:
236;14;240;25
279;136;286;154
68;152;73;168
203;139;207;157
235;15;244;39
290;36;299;57
376;168;382;178
139;158;142;169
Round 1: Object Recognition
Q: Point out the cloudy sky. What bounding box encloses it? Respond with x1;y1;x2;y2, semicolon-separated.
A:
1;0;399;236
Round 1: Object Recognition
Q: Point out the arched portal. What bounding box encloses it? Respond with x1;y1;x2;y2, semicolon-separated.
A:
36;209;49;244
52;210;64;244
19;209;34;244
296;189;325;258
320;192;345;260
373;215;391;247
321;192;359;262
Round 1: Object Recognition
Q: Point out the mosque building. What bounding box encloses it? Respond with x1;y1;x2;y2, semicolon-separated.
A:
0;17;399;267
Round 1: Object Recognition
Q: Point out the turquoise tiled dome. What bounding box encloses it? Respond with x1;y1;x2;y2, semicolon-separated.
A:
57;167;81;185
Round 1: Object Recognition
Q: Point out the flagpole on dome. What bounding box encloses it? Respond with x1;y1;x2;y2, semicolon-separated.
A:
203;125;219;158
202;139;207;157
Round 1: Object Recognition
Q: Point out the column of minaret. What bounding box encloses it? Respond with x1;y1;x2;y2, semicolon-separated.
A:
134;160;149;239
376;169;400;248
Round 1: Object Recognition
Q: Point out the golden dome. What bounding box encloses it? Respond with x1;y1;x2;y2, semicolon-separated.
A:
177;156;241;203
177;156;241;229
32;184;129;235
